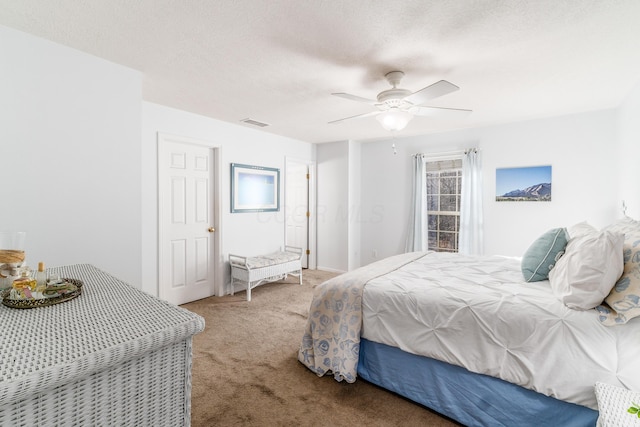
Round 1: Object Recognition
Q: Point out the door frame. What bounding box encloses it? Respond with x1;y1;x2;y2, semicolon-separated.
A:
285;157;317;270
157;132;224;299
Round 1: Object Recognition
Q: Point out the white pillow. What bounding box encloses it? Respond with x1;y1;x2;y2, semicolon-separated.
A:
567;221;598;239
595;382;640;426
548;230;624;310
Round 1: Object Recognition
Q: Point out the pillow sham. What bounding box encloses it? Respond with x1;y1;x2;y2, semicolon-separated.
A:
567;221;597;239
605;216;640;235
595;382;640;427
521;228;568;282
596;217;640;325
548;230;624;310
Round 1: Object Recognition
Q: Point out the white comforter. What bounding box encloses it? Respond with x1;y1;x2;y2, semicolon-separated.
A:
361;252;640;410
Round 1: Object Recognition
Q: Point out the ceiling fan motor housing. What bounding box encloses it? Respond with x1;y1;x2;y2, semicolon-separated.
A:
377;88;412;108
378;71;411;107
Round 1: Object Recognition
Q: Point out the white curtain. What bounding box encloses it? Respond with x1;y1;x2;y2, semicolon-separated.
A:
405;154;427;252
459;149;483;255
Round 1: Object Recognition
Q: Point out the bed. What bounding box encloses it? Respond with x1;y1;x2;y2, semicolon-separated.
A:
298;217;640;427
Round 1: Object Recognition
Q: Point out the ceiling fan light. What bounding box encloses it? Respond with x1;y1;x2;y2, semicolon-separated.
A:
376;109;413;131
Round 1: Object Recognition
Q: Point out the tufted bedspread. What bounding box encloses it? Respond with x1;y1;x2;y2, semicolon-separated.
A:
300;251;640;410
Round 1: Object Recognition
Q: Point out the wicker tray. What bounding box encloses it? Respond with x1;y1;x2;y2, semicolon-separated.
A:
1;278;83;309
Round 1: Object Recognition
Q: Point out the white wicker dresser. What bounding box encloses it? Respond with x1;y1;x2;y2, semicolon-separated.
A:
0;264;205;427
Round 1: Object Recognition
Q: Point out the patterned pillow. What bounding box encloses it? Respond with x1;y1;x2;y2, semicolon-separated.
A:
596;217;640;325
521;228;569;282
595;382;640;426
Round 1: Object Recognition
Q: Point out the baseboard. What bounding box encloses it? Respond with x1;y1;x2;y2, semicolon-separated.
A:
315;266;347;274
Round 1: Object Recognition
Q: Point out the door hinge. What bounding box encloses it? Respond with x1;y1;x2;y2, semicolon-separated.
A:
306;211;310;217
306;249;311;255
306;173;310;179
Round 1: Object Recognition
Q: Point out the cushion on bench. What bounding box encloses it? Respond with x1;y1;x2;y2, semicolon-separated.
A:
244;251;301;269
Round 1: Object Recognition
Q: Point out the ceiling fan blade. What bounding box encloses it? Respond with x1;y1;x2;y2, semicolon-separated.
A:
404;80;460;106
332;92;378;105
409;105;472;117
328;110;380;124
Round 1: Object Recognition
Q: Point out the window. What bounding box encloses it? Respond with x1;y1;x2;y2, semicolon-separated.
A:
426;158;462;252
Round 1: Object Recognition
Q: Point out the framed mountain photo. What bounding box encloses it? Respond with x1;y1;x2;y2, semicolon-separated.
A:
495;165;552;202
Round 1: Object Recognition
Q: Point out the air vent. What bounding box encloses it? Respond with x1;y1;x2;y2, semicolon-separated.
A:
240;118;270;128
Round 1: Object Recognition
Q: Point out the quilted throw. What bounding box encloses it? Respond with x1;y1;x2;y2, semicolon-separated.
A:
298;251;428;382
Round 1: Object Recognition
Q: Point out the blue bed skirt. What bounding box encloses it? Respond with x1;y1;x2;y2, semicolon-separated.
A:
357;339;598;427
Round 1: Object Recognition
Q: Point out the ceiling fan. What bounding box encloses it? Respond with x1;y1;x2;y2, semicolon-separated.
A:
329;71;471;131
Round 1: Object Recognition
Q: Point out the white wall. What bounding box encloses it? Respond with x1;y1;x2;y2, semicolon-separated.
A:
617;82;640;219
316;141;349;272
348;140;362;270
360;139;418;263
358;109;620;266
141;102;314;296
481;111;619;255
0;25;143;285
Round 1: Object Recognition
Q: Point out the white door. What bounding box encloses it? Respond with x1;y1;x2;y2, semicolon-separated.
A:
286;159;309;268
159;136;217;305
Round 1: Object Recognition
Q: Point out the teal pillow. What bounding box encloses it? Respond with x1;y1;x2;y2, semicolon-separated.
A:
521;228;569;282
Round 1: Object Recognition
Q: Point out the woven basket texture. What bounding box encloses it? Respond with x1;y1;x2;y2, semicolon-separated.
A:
0;264;204;427
233;259;302;283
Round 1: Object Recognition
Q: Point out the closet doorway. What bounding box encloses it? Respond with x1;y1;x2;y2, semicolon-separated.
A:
157;133;223;304
285;157;316;269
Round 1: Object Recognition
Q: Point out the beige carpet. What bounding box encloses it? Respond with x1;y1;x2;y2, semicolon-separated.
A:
182;269;459;427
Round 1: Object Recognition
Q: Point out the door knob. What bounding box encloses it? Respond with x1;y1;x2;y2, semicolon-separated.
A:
208;227;216;233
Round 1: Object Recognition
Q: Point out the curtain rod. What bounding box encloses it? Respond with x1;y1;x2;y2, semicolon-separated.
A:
411;148;478;157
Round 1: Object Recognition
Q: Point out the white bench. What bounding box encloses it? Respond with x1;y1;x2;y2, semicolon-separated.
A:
229;246;303;301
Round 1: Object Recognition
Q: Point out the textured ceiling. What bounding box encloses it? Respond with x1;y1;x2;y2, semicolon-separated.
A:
2;0;640;143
